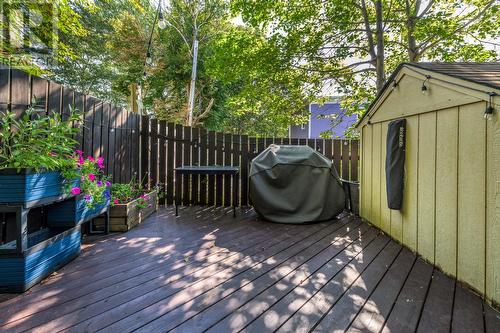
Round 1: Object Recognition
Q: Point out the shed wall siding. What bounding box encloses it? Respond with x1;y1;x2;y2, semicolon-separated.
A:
360;100;498;304
380;121;391;234
435;107;458;276
487;101;500;304
457;102;486;293
368;73;480;124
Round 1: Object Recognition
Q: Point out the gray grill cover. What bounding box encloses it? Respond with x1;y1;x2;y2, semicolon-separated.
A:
250;145;345;223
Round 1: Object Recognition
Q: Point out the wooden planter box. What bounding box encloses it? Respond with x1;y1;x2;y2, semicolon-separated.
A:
0;226;81;292
46;194;110;227
0;169;72;206
94;190;157;232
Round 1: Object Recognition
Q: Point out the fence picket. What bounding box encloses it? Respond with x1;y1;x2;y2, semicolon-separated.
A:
30;76;47;112
341;139;350;179
191;127;200;204
83;97;94;158
101;103;110;175
241;135;250;206
351;140;359;181
208;131;216;206
216;132;224;206
333;139;341;173
47;81;61;116
199;128;208;205
140;115;150;185
232;134;241;207
182;126;191;205
149;119;158;188
324;138;333;161
175;124;183;204
158;120;167;204
166;122;175;205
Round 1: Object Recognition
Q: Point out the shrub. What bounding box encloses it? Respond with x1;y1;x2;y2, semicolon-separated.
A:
0;106;79;172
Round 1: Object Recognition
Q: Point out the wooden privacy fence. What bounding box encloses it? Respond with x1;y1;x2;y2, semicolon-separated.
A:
0;65;359;207
141;118;359;207
0;65;139;184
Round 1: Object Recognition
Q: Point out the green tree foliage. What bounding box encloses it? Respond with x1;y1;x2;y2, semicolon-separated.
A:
143;0;228;126
232;0;500;123
205;26;321;135
50;0;151;103
2;0;498;137
0;0;88;74
142;0;318;136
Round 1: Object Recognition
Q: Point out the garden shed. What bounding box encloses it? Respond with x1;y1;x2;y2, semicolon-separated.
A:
357;62;500;306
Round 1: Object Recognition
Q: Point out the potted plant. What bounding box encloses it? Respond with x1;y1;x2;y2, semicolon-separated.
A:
47;151;111;227
93;181;158;232
0;106;80;205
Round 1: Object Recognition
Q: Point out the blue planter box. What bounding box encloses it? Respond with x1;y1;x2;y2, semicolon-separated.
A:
0;169;74;207
47;195;110;227
0;226;81;292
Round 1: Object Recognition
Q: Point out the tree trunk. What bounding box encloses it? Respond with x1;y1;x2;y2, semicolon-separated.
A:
406;0;419;62
375;0;385;92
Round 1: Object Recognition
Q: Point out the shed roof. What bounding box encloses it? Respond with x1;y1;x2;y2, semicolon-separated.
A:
410;62;500;90
356;62;500;128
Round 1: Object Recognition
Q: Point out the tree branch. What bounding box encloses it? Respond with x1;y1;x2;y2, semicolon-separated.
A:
359;0;377;60
417;0;496;54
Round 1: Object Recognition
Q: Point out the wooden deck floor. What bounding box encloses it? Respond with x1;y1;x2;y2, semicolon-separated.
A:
0;206;499;333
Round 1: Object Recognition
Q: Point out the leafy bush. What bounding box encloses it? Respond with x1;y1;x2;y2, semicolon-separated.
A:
0;106;79;171
0;105;110;208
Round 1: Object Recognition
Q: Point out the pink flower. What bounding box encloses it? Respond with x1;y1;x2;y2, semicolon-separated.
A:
78;156;84;166
88;174;95;181
87;156;95;162
97;157;105;169
75;150;83;156
71;187;81;195
114;199;120;205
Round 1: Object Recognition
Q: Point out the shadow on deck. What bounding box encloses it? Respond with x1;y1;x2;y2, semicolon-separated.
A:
0;206;498;332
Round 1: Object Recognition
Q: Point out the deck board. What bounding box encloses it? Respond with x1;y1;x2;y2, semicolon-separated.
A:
0;206;498;333
451;283;485;333
343;247;416;332
484;304;500;333
416;269;456;333
379;258;434;333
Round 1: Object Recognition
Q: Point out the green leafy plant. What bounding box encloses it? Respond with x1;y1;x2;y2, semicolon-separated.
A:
110;181;143;204
110;180;155;210
0;105;80;171
62;151;111;209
